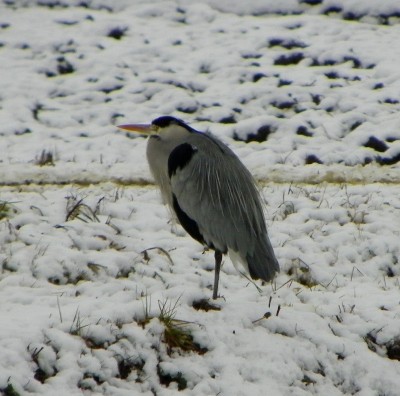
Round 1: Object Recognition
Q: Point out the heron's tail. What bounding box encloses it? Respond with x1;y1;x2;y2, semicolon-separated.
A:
229;235;279;282
246;235;279;282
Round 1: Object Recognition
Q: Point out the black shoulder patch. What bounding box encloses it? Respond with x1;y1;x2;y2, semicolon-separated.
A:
172;195;205;245
168;143;197;178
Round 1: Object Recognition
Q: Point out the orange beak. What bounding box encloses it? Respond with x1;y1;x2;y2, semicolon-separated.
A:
116;124;154;135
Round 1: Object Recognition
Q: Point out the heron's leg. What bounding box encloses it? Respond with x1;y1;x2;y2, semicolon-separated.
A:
213;251;223;300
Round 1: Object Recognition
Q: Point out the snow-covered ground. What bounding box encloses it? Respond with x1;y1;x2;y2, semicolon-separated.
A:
0;1;399;395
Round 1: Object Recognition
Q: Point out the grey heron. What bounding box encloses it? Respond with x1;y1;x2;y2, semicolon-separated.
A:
117;116;279;299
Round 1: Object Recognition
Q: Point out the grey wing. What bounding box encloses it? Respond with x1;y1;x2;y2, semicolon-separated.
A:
169;136;279;281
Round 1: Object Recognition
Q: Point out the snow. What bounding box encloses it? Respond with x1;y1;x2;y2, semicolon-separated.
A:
0;1;400;395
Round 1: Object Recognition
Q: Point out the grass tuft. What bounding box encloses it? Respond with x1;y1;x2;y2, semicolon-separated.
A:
137;294;152;328
137;296;207;355
35;150;55;166
287;258;319;288
141;247;175;266
0;200;14;220
158;298;207;355
65;194;100;222
28;344;58;383
69;309;89;337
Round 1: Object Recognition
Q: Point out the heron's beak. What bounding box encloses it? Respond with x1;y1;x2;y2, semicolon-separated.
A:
116;124;155;135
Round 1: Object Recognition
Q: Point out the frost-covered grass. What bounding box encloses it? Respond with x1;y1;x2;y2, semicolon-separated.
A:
1;1;400;395
1;0;400;170
0;183;399;395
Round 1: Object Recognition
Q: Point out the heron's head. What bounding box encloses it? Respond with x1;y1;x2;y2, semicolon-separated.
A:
117;116;193;137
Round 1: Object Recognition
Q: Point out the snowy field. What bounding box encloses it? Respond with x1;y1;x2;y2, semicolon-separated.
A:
1;1;400;395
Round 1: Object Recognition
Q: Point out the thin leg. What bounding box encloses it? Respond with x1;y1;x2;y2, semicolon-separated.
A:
213;251;223;300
